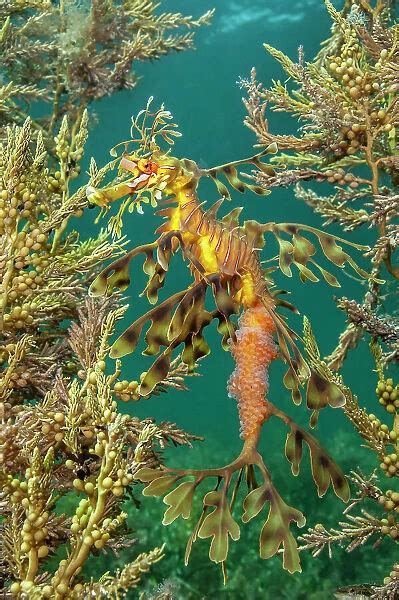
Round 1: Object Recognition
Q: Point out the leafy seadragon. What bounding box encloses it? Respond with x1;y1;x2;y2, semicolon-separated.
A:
87;101;369;575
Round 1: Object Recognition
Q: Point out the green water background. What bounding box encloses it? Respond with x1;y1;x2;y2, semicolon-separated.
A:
75;0;395;596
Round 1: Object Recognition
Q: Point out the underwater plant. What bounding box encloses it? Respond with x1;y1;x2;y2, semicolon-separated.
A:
86;99;374;578
0;118;201;598
1;293;199;598
0;113;116;402
0;3;214;596
240;0;398;596
0;0;213;141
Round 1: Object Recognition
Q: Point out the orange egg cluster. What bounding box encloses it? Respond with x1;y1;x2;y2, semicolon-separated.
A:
228;303;277;439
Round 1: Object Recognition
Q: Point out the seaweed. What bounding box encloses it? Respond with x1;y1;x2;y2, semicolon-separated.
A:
0;0;213;143
0;2;212;598
241;0;398;596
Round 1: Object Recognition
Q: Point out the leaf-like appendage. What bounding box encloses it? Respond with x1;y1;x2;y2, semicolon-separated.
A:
210;174;231;199
242;219;268;248
134;467;165;482
156;230;184;272
309;260;340;287
306;370;346;411
216;312;237;350
206;145;276;199
302;317;346;419
182;332;211;372
209;276;240;322
243;479;305;573
197;490;240;564
276;237;293;277
284;424;350;502
270;223;370;283
111;282;225;394
317;233;355;267
168;284;205;341
259;491;305;574
270;308;310;406
89;243;156;297
162;481;196;525
142;474;181;497
285;429;303;477
295;262;319;283
89;254;132;297
305;228;369;279
139;351;173;395
307;434;350;501
142;264;167;305
283;366;302;406
110;292;184;359
221;206;244;228
242;485;270;523
156;243;171;272
292;233;316;264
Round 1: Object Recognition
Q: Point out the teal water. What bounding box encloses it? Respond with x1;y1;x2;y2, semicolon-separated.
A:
78;1;393;596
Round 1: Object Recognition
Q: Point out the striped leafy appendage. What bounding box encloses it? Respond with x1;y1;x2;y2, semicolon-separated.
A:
301;315;346;426
243;481;305;574
285;424;350;502
89;231;185;304
206;143;278;199
109;278;238;395
238;220;370;285
197;490;241;564
135;461;306;573
270;309;310;406
89;242;165;303
162;481;198;525
272;223;370;284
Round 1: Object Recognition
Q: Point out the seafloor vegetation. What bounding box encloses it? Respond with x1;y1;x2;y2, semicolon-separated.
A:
0;0;398;599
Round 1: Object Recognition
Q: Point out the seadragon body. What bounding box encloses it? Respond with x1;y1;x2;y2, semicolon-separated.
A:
89;148;287;441
87;104;370;575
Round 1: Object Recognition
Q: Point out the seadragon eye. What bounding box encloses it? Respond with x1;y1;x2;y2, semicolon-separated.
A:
149;161;159;174
138;158;158;174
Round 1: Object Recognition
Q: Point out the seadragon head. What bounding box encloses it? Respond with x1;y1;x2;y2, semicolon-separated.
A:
85;100;204;233
86;98;278;236
85;150;184;219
